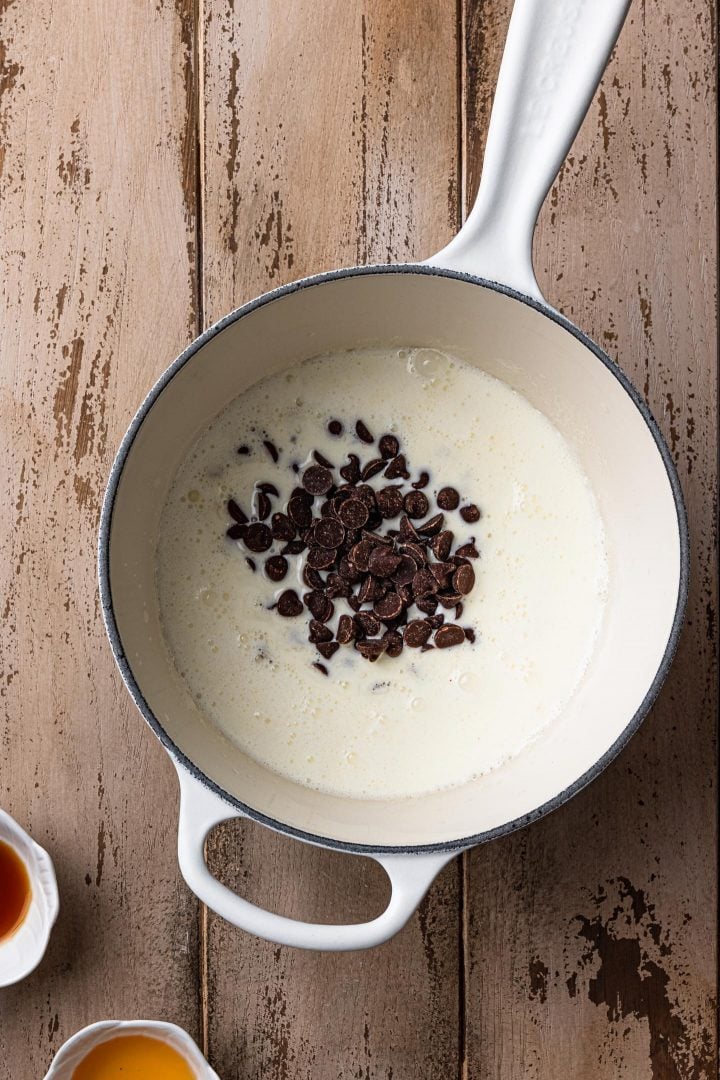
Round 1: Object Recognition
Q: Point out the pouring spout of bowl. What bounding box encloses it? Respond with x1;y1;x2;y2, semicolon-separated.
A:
426;0;632;299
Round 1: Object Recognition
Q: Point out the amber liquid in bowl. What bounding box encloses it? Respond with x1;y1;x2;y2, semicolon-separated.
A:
71;1035;197;1079
0;839;31;941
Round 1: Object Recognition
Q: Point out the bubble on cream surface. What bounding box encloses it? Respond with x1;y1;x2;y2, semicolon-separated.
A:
156;347;608;800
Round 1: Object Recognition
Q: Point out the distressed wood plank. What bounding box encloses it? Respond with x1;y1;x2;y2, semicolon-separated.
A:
462;2;717;1077
0;1;201;1074
201;2;461;1077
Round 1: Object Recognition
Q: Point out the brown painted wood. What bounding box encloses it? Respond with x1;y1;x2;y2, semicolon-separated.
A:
201;2;462;1077
0;1;202;1075
462;2;718;1078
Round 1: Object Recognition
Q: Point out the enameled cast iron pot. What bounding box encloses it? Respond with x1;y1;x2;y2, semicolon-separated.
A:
99;0;688;950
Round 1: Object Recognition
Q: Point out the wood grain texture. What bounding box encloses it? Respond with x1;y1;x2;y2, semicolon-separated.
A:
0;0;201;1075
201;2;461;1077
462;2;718;1078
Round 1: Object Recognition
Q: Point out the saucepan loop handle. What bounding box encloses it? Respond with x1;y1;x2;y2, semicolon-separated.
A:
427;0;632;299
174;764;457;951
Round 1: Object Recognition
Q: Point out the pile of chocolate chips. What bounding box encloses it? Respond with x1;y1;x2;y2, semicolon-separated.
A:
225;420;480;672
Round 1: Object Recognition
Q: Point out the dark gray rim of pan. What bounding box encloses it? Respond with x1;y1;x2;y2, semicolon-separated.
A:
98;264;690;856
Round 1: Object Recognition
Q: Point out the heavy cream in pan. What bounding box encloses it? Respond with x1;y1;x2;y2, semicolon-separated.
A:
155;348;607;800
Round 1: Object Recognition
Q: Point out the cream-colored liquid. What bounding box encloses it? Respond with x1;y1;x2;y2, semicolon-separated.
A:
156;348;607;800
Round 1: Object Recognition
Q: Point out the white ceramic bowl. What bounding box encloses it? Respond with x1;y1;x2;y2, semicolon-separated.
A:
43;1020;219;1080
0;806;59;987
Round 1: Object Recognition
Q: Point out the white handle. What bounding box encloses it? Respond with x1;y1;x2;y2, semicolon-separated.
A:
428;0;631;298
174;764;457;951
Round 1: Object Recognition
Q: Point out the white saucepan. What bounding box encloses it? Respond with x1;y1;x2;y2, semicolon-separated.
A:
99;0;687;950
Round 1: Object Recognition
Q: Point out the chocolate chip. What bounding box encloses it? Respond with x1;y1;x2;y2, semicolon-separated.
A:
404;620;432;648
460;503;481;523
361;458;385;481
392;555;417;586
368;546;402;578
228;499;248;524
420;643;435;653
403;491;429;519
281;539;306;556
339;498;369;529
259;482;279;497
412;569;438;598
313;450;335;469
244;522;272;552
464;627;476;643
349;539;375;572
456;542;479;559
374;591;403;621
312;662;329;676
302;464;334;496
430;561;454;586
425;613;444;630
277;589;303;617
355;419;374;444
356;639;387;661
288;496;312;528
263;439;279;463
256;492;271;520
376;486;404;518
307;545;336;570
412;471;430;489
453;564;475;595
226;523;247;540
416;513;444;537
416;595;439;615
398;515;421;542
291;486;313;503
339;453;361;483
328;419;343;436
245;557;256;572
309;619;333;644
435;624;465;648
357;575;386;603
383;453;409;480
338;555;363;583
455;602;464;620
437;592;463;609
325;572;351;599
237;444;250;455
378;434;399;459
431;530;454;560
348;595;363;612
336;614;356;644
317;641;340;661
265;555;288;582
303;565;325;590
399;542;427;566
355;611;381;637
436;487;459;511
305;591;334;623
314;517;345;549
362;529;391;546
355;484;377;509
382;630;404;657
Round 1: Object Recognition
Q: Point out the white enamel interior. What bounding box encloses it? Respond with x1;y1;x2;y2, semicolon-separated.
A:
107;272;682;848
43;1019;218;1080
0;807;59;987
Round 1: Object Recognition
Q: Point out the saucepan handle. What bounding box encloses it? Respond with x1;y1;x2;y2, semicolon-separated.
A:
174;764;457;951
427;0;631;299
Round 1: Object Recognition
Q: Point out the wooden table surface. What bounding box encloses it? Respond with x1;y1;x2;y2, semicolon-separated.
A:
0;2;716;1077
